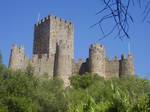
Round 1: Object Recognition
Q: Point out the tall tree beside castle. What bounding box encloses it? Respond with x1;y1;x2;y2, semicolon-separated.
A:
0;51;2;64
9;15;135;86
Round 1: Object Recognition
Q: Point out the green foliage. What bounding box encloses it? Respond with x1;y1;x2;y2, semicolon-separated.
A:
69;73;102;89
0;68;68;112
0;68;150;112
0;51;2;65
25;64;34;76
68;74;150;112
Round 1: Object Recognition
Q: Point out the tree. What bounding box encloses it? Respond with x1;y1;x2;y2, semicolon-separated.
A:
94;0;150;40
0;51;2;65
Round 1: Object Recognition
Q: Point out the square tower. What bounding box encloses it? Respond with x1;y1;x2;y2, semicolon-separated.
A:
33;15;74;59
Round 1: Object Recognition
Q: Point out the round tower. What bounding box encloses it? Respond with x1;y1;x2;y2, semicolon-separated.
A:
54;40;72;86
89;44;106;77
119;54;134;77
9;45;28;71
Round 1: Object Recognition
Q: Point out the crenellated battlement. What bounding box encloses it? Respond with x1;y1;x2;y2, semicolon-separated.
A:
120;54;133;61
35;15;50;27
12;44;24;52
106;54;133;62
121;54;126;60
50;15;73;26
89;44;105;53
35;15;73;28
90;44;104;49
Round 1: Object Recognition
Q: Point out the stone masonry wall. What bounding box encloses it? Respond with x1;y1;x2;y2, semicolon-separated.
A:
105;58;120;78
73;59;89;75
54;41;72;86
49;16;74;59
9;45;29;71
31;54;54;78
72;59;84;74
119;54;135;77
89;44;106;77
33;17;50;56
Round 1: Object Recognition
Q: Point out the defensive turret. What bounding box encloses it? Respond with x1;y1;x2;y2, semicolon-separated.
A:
54;41;72;86
9;44;29;71
119;54;135;77
89;44;106;77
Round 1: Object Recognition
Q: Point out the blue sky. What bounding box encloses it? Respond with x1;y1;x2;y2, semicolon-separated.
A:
0;0;150;78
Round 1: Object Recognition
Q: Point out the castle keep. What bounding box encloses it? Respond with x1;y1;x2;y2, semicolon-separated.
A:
9;15;134;86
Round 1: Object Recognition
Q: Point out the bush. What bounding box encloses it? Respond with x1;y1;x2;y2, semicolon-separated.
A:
68;74;150;112
0;69;68;112
0;69;150;112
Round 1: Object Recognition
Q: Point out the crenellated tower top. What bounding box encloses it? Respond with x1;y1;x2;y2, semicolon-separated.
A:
35;15;73;28
89;44;105;53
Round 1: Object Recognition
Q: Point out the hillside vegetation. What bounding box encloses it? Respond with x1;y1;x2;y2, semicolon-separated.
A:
0;64;150;112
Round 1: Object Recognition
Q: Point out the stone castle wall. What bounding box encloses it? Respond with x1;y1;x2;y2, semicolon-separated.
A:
54;41;72;86
73;59;89;75
72;59;84;74
31;54;53;78
89;44;106;78
9;15;135;86
72;44;134;78
105;58;120;78
119;55;135;77
9;45;29;71
49;16;74;59
33;17;50;56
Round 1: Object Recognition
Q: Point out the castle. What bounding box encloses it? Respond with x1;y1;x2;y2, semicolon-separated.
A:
9;15;135;86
